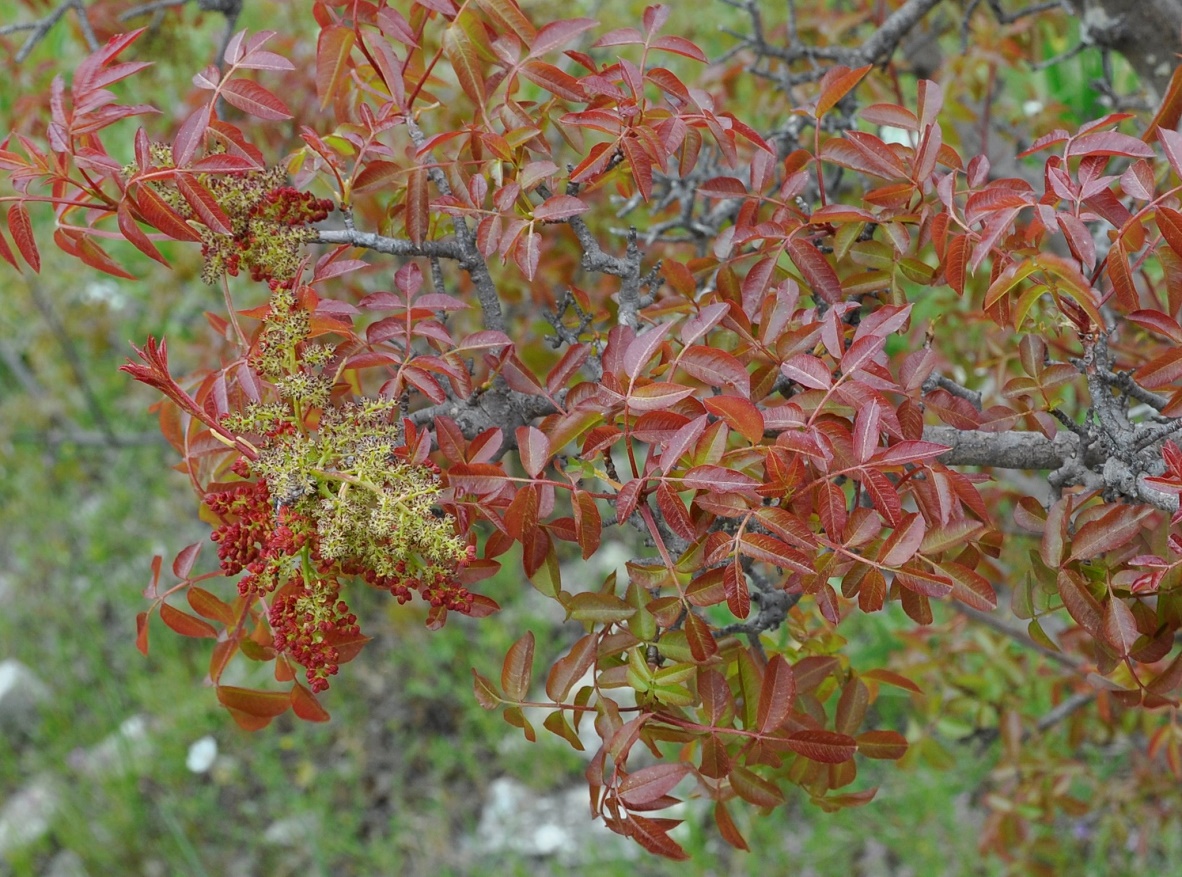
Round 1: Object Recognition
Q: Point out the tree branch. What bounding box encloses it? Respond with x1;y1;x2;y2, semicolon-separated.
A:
1;0;98;61
316;228;462;260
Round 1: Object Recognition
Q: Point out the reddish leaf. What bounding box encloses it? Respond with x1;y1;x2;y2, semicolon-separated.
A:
624;323;669;381
1107;239;1138;311
1104;598;1139;656
187;586;234;625
1158;205;1182;261
702;395;763;443
945;232;968;295
567;591;635;624
504;483;539;541
135;611;150;655
895;565;952;598
533;194;589;221
515;425;549;478
172;105;210;167
1068;505;1154;561
657;481;695;541
501;632;535;702
546;633;597;701
531;17;598;56
219;78;293;120
857;730;908;760
780;354;832;390
851;399;882;463
175;174;233;234
216;685;292;718
159;602;217;638
7;204;39;272
682;465;759;494
785;729;858;763
571;489;602;559
627;381;696;411
627;814;689;860
406;164;429;246
723;560;750;619
939;561;997;611
290;682;331;722
443;23;485;105
1058;569;1103;636
652;35;708;62
1133;347;1182;389
316;25;355;110
786;237;842;304
714;800;749;851
685;611;718;662
117;199;168;266
739;533;810;571
729;765;785;807
756;654;796;733
1068;130;1154;159
619;763;691;807
136;184;202;242
680;346;750;395
472;670;501;709
514;227;540;280
878;513;925;567
816;65;872;119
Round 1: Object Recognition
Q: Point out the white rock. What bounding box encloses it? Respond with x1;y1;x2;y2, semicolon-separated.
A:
0;659;51;732
0;775;60;857
185;735;218;774
41;849;90;877
71;714;155;778
262;813;319;847
468;777;634;865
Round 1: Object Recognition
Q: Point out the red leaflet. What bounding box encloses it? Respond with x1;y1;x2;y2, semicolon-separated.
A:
756;654;796;733
815;65;872;119
172;105;210;167
618;763;691;807
160;602;218;638
501;632;535;702
443;24;485;106
316;25;355;110
7;203;39;272
702;395;763;443
219;78;293;120
680;346;750;395
515;426;550;478
785;729;858;763
1107;239;1139;311
785;237;842;304
406;164;429;246
175;174;233;234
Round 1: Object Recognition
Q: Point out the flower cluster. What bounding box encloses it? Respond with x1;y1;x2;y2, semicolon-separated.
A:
269;574;361;692
203;283;475;689
127;144;333;286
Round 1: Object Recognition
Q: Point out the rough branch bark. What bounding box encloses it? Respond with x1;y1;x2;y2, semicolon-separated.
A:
1064;0;1182;98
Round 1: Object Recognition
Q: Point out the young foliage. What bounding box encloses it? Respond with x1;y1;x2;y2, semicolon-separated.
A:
6;0;1182;863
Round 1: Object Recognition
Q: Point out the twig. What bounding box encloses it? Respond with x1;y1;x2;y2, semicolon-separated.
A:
119;0;190;19
953;603;1084;673
856;0;946;67
405;115;505;333
1034;690;1094;734
1;0;99;61
923;372;984;411
316;228;461;260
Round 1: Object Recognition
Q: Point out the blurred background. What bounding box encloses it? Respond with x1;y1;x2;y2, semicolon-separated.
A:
1;1;1178;875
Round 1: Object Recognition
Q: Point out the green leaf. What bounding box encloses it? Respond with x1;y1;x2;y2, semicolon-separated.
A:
567;591;636;624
